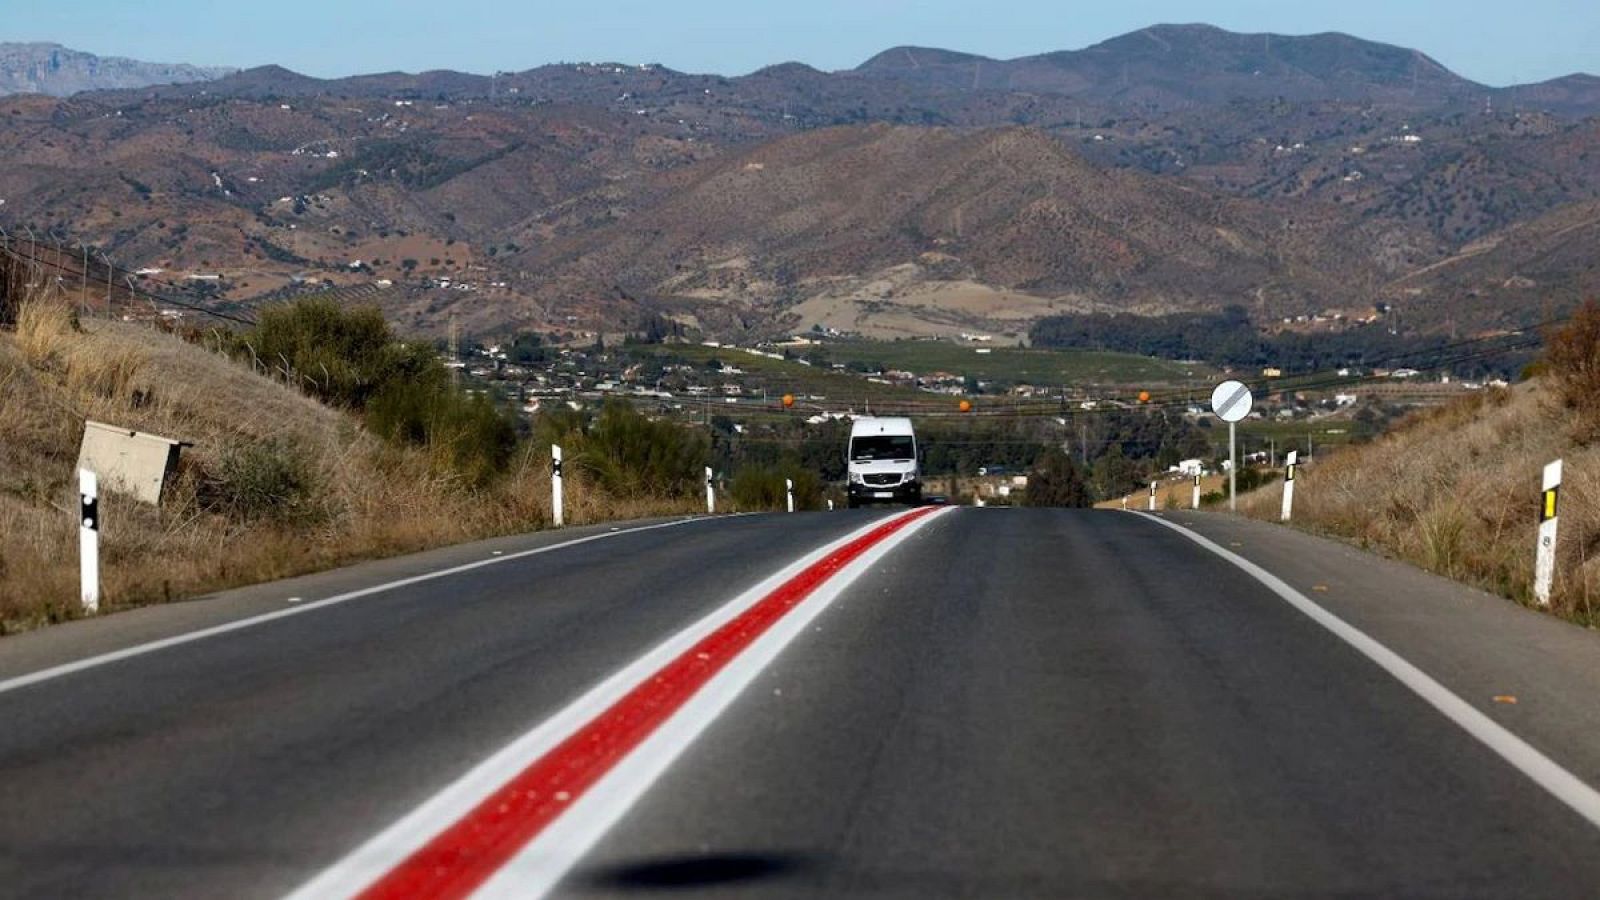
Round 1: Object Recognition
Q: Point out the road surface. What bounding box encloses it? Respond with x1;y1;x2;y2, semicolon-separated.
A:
4;508;1600;898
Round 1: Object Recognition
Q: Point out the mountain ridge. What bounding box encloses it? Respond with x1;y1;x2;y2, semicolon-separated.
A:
0;42;233;97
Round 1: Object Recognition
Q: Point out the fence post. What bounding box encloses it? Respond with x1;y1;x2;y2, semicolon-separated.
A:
79;469;100;614
786;478;795;513
705;466;715;514
1280;450;1298;522
551;444;564;528
1535;459;1562;606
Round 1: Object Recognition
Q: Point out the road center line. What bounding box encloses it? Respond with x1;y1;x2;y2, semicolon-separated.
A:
286;505;950;900
0;516;717;697
1136;511;1600;831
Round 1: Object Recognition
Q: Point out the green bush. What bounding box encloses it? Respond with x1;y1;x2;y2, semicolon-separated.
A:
367;383;517;487
729;464;822;511
1024;450;1092;508
244;298;438;410
204;440;322;524
534;401;709;499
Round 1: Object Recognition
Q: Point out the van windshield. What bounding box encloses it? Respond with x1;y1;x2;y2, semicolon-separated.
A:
851;435;915;461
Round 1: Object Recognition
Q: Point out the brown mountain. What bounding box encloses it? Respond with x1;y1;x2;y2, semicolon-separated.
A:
856;25;1484;110
2;25;1598;341
1392;199;1600;330
485;125;1385;337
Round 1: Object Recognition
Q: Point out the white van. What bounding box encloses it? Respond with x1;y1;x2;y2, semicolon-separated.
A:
846;417;921;508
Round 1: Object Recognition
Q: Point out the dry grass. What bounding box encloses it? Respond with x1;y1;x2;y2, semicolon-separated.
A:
1238;382;1600;623
0;299;694;634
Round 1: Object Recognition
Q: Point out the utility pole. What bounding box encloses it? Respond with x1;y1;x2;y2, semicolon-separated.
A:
448;314;461;386
79;244;89;318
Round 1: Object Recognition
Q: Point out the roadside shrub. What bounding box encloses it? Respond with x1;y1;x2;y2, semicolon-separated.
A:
1546;299;1600;441
245;298;437;409
1024;449;1092;508
367;382;517;487
729;464;822;511
203;440;322;524
535;402;709;499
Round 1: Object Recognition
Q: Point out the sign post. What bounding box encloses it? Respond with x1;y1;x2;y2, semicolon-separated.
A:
79;469;99;614
1280;450;1298;522
1192;473;1201;510
1148;480;1157;511
785;478;795;513
1210;380;1254;512
705;466;715;514
1535;459;1562;606
551;444;564;528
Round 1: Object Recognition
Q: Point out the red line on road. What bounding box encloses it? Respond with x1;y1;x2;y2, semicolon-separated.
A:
357;506;938;900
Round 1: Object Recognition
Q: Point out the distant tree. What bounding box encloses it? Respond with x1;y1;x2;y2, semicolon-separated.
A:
1025;449;1093;508
1545;299;1600;440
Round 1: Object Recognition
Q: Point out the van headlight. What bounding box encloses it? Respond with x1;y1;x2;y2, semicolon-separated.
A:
848;472;863;484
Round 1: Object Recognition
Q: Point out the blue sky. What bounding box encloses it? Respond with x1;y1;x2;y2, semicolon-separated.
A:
13;0;1598;86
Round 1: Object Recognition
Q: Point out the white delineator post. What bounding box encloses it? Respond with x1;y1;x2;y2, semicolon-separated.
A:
705;466;716;514
1535;459;1562;606
551;444;565;528
785;478;795;513
1280;450;1298;522
1148;480;1157;511
1192;473;1202;510
79;469;100;614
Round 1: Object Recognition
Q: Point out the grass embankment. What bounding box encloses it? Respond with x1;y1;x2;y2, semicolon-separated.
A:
0;301;690;633
1238;381;1597;622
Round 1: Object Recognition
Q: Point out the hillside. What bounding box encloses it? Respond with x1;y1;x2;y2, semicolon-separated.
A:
0;300;574;632
494;125;1385;337
1238;379;1596;619
0;43;232;96
1391;198;1600;330
0;25;1596;342
857;25;1482;109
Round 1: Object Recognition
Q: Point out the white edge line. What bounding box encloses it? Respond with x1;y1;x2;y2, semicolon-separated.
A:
1134;510;1600;830
285;506;952;900
0;516;722;697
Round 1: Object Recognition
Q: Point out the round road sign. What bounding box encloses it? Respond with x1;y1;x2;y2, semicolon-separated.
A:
1211;380;1253;423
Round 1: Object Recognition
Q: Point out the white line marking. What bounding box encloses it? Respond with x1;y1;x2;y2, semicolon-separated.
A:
1136;511;1600;830
0;517;716;697
286;507;952;900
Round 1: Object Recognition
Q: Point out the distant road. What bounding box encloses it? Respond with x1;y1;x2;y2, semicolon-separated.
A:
4;508;1600;898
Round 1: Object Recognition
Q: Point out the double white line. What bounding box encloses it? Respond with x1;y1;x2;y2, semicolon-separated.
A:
289;505;951;899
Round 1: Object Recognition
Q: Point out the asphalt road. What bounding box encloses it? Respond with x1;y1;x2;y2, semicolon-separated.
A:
4;508;1600;898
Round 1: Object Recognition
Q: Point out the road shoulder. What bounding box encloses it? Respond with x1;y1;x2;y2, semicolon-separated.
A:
0;514;712;682
1150;510;1600;786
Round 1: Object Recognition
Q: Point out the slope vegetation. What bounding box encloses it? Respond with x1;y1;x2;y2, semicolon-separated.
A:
0;301;660;633
1240;380;1597;620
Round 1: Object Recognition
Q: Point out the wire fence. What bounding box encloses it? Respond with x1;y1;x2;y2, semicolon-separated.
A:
0;227;258;327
